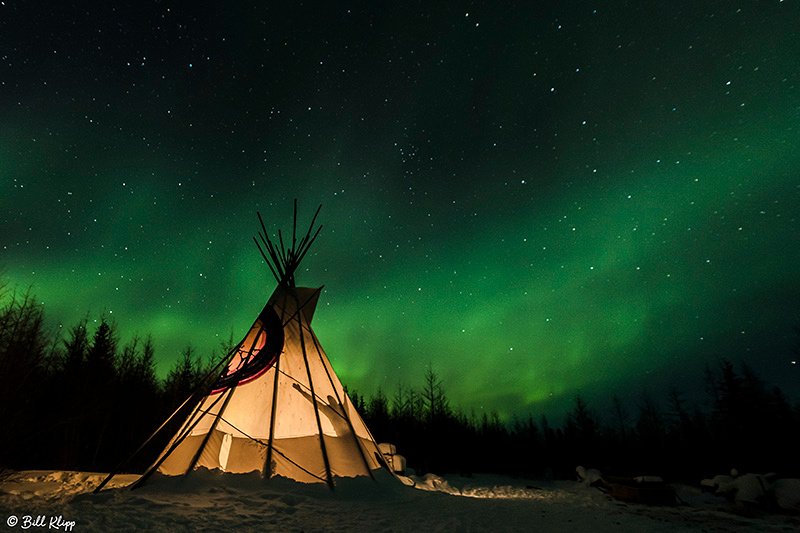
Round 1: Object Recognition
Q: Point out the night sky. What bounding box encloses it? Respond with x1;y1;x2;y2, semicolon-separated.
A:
2;2;799;419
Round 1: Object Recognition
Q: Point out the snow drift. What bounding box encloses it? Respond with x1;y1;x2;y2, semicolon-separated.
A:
1;469;799;532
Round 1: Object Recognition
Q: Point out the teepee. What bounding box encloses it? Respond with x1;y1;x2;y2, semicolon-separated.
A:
96;203;388;491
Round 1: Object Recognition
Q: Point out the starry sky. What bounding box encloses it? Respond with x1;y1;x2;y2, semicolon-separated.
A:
2;1;799;419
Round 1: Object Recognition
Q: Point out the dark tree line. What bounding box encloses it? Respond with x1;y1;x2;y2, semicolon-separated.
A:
354;361;800;481
0;283;211;473
2;280;799;481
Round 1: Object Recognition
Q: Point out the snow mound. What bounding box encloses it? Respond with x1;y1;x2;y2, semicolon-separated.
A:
701;470;800;512
575;466;603;486
408;473;461;495
772;478;800;512
717;473;771;505
0;470;137;502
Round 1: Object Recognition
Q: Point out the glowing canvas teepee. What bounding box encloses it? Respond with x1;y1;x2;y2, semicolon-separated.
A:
97;203;387;491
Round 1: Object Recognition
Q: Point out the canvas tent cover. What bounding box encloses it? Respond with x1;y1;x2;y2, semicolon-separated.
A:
154;284;385;485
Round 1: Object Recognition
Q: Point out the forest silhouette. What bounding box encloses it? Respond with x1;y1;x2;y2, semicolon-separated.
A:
1;280;798;481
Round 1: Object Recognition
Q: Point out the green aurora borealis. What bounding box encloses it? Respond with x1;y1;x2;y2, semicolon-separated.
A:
2;2;799;417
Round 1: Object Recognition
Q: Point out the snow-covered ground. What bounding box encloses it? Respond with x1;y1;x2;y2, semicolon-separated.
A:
1;469;798;532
